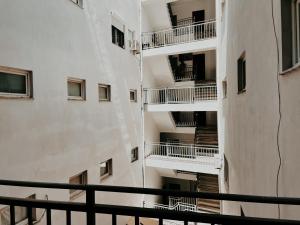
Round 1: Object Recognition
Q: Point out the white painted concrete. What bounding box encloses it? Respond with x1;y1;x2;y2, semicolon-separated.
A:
143;38;217;57
145;101;218;112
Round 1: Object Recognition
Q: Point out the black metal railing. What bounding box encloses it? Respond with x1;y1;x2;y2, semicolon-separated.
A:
0;180;300;225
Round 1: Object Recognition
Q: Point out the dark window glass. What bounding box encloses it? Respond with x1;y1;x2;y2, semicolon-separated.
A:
112;25;125;48
0;72;26;94
237;54;246;93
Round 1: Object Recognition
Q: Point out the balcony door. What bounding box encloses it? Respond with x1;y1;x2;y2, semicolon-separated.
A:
193;54;205;82
193;10;205;39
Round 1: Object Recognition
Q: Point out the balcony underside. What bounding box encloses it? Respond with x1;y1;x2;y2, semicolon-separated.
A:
145;156;220;174
145;101;218;112
143;38;217;57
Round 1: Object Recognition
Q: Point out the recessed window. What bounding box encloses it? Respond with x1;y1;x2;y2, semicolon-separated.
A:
222;80;227;98
98;84;111;101
0;194;36;225
70;0;83;8
112;26;125;48
237;53;246;94
130;89;137;102
131;147;139;162
100;159;113;180
67;78;86;100
69;171;88;199
0;66;32;98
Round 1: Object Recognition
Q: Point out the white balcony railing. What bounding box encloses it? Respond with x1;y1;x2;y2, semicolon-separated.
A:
146;142;219;160
142;20;216;50
144;85;217;105
154;202;197;212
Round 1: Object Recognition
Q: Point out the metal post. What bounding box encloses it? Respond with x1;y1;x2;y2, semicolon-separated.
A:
86;187;95;225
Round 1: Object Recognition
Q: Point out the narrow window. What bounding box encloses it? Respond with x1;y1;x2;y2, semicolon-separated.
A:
297;0;300;62
130;89;137;102
69;171;88;199
0;66;32;98
70;0;83;8
131;147;139;162
99;84;111;101
0;195;37;225
237;52;246;93
67;78;86;100
222;80;227;98
100;159;113;180
224;155;229;192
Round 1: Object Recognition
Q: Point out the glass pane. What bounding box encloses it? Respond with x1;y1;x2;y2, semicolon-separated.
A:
99;86;108;100
0;72;26;94
130;91;135;100
68;81;81;97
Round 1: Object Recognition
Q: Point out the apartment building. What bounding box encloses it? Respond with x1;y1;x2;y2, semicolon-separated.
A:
0;0;142;224
141;0;224;213
220;0;300;221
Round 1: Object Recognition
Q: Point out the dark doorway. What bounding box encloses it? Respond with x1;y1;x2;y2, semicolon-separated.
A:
193;10;205;39
193;54;205;82
195;111;206;127
192;10;205;23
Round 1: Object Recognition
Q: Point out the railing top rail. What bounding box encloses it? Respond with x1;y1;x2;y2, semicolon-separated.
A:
144;84;217;91
1;180;300;205
142;19;216;35
147;142;219;149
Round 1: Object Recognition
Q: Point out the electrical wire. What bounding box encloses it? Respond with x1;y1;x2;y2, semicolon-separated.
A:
271;0;282;219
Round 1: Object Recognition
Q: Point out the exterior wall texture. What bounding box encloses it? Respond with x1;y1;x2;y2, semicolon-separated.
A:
221;0;300;220
0;0;142;224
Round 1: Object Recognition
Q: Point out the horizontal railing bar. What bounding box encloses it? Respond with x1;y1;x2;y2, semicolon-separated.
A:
1;180;300;205
93;204;300;225
0;196;86;211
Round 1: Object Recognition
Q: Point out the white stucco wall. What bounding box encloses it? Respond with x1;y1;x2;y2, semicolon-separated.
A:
221;0;300;220
0;0;143;224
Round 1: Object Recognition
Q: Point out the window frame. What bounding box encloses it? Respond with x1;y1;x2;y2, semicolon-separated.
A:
67;78;86;101
0;66;33;99
131;147;139;163
98;84;111;102
129;89;137;102
112;25;125;49
69;170;88;200
100;159;113;180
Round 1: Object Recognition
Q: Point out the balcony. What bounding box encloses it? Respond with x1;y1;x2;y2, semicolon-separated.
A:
144;85;218;112
1;180;300;225
142;20;217;57
145;142;220;174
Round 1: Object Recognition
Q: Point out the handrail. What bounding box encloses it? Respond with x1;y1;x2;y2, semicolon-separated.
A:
142;20;216;50
144;85;217;104
1;180;300;225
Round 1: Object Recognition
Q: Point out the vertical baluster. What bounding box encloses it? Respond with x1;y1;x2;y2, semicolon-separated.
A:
27;207;33;225
135;216;139;225
86;187;95;225
66;210;71;225
112;214;117;225
46;208;51;225
10;205;15;225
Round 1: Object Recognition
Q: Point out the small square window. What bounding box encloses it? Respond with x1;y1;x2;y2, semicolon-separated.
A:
112;26;125;49
0;194;36;225
0;66;33;98
69;171;88;199
237;52;246;94
99;84;111;101
130;89;137;102
131;147;139;162
70;0;83;8
100;159;113;180
68;78;86;100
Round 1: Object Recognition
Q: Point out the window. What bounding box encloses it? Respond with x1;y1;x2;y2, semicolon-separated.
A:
281;0;300;71
100;159;113;180
99;84;111;101
131;147;139;162
130;89;137;102
222;80;227;98
1;195;36;225
67;78;86;100
70;0;83;8
112;26;125;48
69;171;88;199
237;53;246;93
0;66;32;98
224;155;229;192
